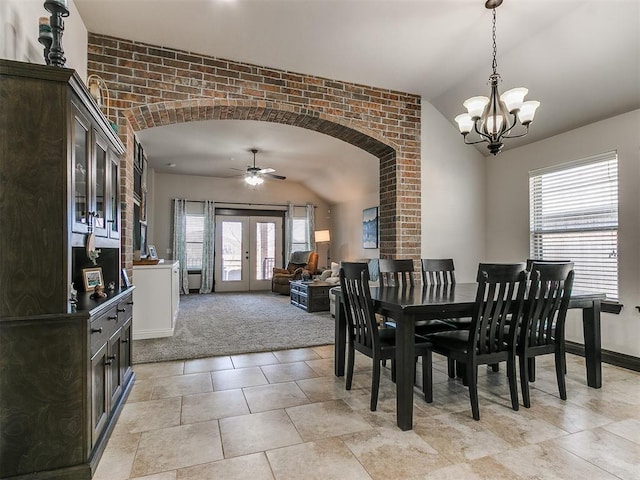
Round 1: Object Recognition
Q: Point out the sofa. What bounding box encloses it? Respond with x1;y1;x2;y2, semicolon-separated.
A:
271;251;319;295
325;258;379;316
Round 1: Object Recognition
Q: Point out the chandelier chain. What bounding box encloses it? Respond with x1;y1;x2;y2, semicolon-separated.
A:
491;8;497;74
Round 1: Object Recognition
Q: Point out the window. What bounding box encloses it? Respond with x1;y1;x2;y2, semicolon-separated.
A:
185;202;204;270
291;206;311;252
529;152;618;299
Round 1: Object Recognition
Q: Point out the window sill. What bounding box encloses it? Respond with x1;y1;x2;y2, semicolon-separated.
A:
602;301;623;314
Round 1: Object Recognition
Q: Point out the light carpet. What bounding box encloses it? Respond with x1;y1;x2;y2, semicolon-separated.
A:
132;291;334;364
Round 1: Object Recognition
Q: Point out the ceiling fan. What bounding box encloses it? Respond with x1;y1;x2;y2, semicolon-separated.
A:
240;148;286;185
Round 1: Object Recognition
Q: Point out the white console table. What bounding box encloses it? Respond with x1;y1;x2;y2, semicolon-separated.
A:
132;261;180;339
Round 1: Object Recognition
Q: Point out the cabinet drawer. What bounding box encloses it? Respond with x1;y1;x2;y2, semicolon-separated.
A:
117;296;133;323
90;306;118;356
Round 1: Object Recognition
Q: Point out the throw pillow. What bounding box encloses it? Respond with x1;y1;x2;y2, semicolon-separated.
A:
331;261;340;277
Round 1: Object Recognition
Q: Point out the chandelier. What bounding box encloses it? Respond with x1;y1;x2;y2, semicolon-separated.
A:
454;0;540;155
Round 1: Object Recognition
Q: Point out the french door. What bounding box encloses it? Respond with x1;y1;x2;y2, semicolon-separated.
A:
214;215;283;292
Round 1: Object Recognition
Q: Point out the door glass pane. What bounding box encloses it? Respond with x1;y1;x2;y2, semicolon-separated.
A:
94;144;106;229
255;221;276;280
74;120;88;225
221;221;242;281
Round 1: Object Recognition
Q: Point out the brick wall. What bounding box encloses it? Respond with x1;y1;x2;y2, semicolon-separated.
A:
87;34;422;269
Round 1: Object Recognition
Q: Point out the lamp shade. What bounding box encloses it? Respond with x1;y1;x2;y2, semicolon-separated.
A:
517;100;540;124
463;96;489;119
455;113;475;134
500;87;528;113
314;230;330;243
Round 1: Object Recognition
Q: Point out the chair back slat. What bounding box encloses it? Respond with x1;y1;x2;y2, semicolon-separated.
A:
421;259;456;285
521;262;574;349
340;262;379;352
379;259;415;287
471;263;527;356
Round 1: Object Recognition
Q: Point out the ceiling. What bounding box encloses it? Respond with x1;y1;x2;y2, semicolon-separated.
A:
74;0;640;203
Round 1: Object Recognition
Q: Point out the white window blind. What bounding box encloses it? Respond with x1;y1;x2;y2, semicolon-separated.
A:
185;202;205;270
529;152;618;300
291;206;310;252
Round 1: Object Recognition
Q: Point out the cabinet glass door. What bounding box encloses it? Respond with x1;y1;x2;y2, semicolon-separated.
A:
72;113;90;234
108;155;120;239
93;134;108;236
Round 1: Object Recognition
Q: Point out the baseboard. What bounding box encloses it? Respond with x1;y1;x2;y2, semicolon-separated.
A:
565;341;640;372
133;328;175;340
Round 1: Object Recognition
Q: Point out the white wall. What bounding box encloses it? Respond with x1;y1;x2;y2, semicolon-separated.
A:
1;0;87;79
149;171;331;264
332;193;380;263
486;109;640;357
421;102;487;282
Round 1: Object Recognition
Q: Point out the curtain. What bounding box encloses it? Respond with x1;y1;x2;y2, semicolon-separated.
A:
284;202;294;266
172;198;190;294
306;203;315;251
199;200;215;293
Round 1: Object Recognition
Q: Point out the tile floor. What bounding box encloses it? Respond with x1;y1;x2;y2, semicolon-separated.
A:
95;346;640;480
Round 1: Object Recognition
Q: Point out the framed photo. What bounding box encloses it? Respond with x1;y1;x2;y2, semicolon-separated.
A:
363;207;379;249
121;268;131;288
82;267;104;292
148;244;158;260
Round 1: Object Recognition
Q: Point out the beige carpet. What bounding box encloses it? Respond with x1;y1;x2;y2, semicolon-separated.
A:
132;291;334;363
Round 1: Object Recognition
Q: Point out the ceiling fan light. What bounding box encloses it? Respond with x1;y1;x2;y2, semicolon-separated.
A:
244;175;263;186
518;100;540;124
455;113;474;134
463;96;489;119
500;87;528;113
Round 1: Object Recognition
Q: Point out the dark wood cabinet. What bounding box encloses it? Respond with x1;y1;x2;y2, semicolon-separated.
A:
0;59;134;479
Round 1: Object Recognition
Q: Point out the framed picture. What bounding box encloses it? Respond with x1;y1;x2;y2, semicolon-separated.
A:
148;244;158;260
82;267;104;292
121;268;131;288
363;207;379;249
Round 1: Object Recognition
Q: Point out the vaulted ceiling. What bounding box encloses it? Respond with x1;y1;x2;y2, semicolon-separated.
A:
75;0;640;203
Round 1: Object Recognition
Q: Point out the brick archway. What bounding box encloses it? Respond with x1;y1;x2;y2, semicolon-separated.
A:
87;34;421;271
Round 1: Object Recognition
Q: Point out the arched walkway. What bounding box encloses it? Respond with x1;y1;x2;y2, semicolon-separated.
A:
120;99;404;267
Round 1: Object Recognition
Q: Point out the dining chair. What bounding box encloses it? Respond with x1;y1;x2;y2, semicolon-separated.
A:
378;258;415;287
424;263;528;420
340;262;433;411
518;261;574;408
380;259;454;334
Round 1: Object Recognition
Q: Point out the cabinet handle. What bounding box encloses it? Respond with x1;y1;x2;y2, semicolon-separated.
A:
122;339;129;343
91;327;103;334
108;315;117;320
107;355;116;360
117;308;126;313
127;301;134;305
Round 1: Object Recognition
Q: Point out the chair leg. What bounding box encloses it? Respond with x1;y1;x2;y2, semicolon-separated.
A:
345;345;355;390
507;357;519;412
423;351;433;403
391;359;396;383
447;358;456;378
519;354;531;408
528;357;536;382
467;363;480;421
371;359;381;411
555;348;567;400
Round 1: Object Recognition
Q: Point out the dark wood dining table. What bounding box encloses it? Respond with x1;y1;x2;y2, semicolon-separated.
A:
333;283;606;431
